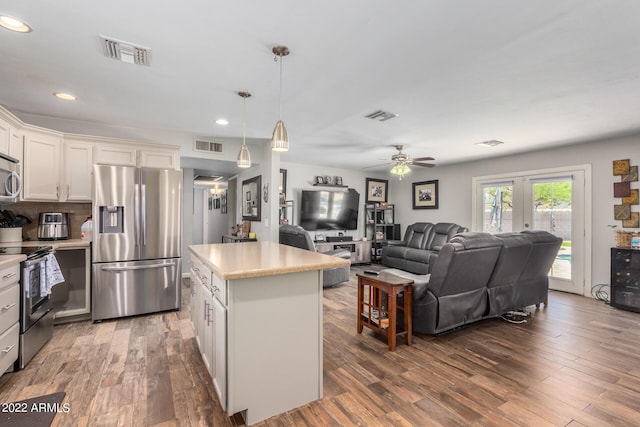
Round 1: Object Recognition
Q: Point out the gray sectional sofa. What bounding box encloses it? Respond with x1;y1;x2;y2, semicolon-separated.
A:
383;230;562;335
381;222;469;274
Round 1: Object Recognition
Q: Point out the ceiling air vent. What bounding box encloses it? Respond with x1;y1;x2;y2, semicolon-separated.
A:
100;35;151;66
194;139;223;153
476;139;505;147
365;110;398;122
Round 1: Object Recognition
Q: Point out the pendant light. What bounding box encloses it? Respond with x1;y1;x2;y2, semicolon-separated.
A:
237;91;252;168
271;45;290;152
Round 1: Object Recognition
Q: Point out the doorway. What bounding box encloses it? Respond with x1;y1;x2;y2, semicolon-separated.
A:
472;165;591;296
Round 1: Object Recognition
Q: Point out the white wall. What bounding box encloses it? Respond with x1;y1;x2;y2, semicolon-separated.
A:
281;161;388;240
387;133;639;291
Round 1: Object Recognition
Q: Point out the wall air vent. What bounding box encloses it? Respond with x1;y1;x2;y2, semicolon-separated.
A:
100;35;151;66
365;110;398;122
194;139;223;153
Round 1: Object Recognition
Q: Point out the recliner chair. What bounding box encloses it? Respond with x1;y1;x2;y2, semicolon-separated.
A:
279;224;351;287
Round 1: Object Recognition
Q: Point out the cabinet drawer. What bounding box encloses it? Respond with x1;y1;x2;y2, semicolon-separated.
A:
0;264;19;291
212;273;226;306
0;322;19;375
0;283;19;333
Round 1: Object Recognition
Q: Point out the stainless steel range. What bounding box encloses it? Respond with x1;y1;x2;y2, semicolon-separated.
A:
0;246;55;369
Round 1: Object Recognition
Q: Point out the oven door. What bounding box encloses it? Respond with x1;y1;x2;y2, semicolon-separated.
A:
21;257;51;332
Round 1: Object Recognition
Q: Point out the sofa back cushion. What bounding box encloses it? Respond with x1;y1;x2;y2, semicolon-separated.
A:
519;230;563;282
426;223;463;251
404;222;434;249
279;224;316;252
428;232;503;297
487;233;533;289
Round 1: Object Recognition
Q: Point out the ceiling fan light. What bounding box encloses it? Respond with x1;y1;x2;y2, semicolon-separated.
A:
271;120;289;152
237;144;251;168
390;163;411;176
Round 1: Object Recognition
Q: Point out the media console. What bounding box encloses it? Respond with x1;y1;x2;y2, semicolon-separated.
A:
315;240;371;264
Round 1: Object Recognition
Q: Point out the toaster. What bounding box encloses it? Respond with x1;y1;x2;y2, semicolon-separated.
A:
37;212;69;240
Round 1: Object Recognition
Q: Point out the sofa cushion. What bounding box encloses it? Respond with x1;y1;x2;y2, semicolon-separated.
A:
426;223;462;251
405;222;433;249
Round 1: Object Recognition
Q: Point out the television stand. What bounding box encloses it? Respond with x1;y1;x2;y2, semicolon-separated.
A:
315;240;371;264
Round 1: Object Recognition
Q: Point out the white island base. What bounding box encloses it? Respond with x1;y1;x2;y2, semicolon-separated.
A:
189;242;349;425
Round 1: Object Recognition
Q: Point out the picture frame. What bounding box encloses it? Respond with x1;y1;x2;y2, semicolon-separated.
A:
315;176;325;185
213;198;221;209
365;178;388;203
221;189;227;214
412;179;439;209
242;175;261;221
335;176;343;186
279;169;287;198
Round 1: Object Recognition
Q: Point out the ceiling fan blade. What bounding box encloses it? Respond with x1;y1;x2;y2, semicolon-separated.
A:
412;156;435;161
363;162;392;169
412;162;435;168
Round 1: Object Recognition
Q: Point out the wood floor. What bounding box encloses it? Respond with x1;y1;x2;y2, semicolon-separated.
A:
2;265;640;426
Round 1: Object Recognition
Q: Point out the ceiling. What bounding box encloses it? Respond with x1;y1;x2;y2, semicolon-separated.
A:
2;1;640;175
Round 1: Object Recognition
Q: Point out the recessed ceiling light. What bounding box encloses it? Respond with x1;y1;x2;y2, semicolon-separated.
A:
0;15;32;33
476;139;504;147
215;119;229;126
53;92;77;101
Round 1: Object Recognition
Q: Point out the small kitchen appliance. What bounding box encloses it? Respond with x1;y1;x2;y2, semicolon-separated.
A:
37;212;69;240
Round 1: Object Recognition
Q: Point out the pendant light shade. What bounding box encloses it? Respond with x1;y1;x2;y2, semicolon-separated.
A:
271;120;288;152
390;163;411;180
237;91;252;168
271;45;290;152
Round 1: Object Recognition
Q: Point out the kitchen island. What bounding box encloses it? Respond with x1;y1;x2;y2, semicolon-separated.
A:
189;241;349;426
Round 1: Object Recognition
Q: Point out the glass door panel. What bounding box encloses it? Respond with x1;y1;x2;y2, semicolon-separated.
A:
481;183;513;233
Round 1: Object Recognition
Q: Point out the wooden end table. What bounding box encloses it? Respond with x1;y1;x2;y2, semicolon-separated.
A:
356;272;413;351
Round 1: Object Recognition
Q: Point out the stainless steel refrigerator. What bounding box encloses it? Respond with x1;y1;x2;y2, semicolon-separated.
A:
92;165;182;321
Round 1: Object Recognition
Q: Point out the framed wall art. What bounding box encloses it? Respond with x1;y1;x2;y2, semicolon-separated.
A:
412;179;439;209
366;178;388;203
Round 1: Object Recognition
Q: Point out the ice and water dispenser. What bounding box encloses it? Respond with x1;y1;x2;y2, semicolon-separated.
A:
98;206;124;233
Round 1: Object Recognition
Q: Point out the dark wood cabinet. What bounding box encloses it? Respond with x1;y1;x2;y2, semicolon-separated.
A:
611;247;640;313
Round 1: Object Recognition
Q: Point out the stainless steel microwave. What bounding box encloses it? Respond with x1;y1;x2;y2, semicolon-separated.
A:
0;153;21;203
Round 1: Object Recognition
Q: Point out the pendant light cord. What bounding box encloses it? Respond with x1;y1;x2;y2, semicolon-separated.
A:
278;54;283;120
243;95;247;146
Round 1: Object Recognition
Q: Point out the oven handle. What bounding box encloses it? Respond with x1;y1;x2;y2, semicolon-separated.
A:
23;253;53;267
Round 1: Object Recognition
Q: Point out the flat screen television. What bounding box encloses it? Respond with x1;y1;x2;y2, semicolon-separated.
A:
300;189;360;231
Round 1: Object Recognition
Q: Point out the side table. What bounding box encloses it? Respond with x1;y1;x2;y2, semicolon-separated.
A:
356;272;413;351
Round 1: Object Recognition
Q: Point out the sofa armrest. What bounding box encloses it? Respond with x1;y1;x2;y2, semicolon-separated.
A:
385;239;406;247
325;248;352;260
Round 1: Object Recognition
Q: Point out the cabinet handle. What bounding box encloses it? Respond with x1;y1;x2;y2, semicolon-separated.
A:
67;184;70;199
204;301;209;320
56;185;59;199
1;303;16;311
207;306;213;326
1;344;15;354
1;272;16;280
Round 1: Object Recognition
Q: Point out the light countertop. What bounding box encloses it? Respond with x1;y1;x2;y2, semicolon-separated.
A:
0;239;90;249
0;254;26;269
189;241;350;280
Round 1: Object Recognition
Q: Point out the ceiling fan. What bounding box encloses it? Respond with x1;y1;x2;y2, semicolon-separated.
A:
366;145;435;179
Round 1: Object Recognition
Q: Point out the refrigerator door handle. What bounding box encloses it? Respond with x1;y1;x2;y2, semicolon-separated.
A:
134;183;141;246
141;183;147;246
100;262;176;272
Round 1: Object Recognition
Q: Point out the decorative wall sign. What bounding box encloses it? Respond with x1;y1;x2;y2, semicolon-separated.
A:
614;204;631;220
623;212;639;228
613;159;630;175
614;181;631;198
622;165;639;182
622;189;639;205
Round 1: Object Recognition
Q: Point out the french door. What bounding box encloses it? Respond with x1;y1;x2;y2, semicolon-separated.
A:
472;165;591;296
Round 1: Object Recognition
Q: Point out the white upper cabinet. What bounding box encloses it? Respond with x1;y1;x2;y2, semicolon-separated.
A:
22;128;63;201
0;117;9;156
137;148;178;169
63;140;94;201
95;144;137;166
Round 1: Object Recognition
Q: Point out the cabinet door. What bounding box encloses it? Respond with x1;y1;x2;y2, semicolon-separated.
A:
202;284;214;377
8;127;23;165
138;149;178;169
64;141;94;201
0;117;9;155
95;144;137;166
213;296;227;409
23;129;63;200
189;270;199;337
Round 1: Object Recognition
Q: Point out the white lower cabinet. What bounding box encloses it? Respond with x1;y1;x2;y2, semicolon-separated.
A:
0;263;20;374
201;283;214;376
212;295;227;408
189;269;200;344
